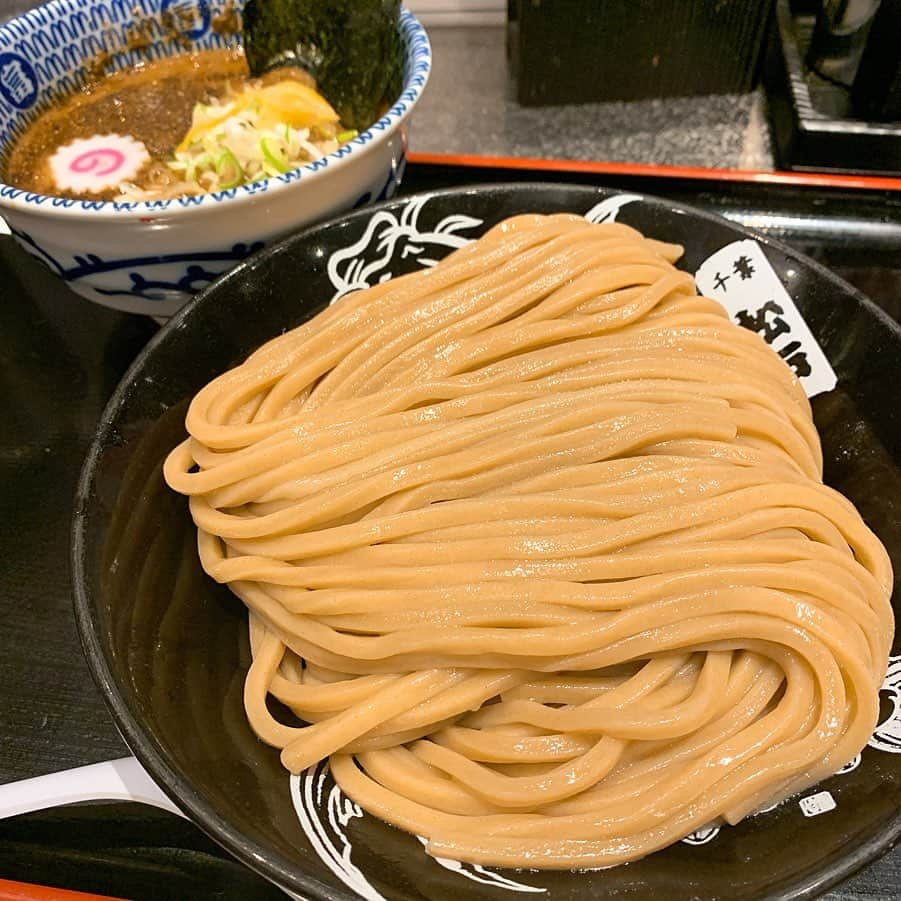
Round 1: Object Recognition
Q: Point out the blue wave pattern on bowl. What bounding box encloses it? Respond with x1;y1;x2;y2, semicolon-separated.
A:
10;223;265;299
0;1;231;142
0;2;429;213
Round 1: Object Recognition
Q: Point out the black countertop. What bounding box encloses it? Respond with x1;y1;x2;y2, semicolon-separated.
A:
1;161;899;899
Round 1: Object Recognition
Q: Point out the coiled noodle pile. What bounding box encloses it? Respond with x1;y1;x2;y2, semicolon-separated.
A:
164;214;894;868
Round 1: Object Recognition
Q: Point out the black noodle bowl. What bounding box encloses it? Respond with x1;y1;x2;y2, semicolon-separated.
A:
73;184;901;900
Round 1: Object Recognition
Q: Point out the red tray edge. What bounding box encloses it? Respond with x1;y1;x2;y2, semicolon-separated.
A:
0;878;129;901
406;151;901;192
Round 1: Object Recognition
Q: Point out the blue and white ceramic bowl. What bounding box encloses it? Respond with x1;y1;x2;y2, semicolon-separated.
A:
0;0;430;316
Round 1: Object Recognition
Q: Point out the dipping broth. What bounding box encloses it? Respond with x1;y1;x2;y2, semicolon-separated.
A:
2;48;351;202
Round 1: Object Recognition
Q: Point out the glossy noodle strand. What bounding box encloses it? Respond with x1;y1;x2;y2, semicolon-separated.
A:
164;214;893;869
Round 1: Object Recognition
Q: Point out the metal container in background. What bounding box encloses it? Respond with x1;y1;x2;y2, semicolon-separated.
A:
852;0;901;121
804;0;882;87
507;0;776;106
764;0;901;174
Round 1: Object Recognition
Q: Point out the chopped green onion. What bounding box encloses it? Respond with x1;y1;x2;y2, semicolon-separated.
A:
215;148;243;189
152;87;350;200
260;136;290;174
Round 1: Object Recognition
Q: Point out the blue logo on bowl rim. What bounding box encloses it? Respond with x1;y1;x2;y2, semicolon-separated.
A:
0;52;38;110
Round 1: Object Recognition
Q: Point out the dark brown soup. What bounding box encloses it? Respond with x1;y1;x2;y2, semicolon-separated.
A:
4;49;248;200
2;48;318;202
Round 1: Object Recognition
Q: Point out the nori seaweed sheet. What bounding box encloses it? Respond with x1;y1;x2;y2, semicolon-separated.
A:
242;0;403;131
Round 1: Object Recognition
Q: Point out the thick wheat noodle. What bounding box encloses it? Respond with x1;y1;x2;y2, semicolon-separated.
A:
164;214;893;869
